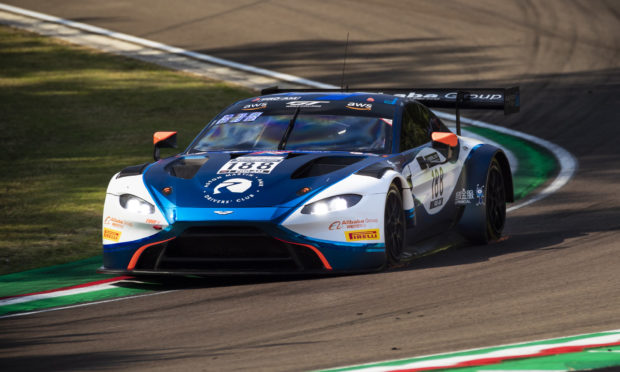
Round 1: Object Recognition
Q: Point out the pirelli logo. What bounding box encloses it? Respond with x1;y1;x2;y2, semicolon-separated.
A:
345;229;380;242
103;228;122;242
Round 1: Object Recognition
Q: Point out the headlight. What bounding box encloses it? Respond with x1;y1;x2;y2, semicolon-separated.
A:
301;194;362;215
119;194;155;215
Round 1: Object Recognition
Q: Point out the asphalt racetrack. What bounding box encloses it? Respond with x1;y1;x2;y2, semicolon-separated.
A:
1;1;619;371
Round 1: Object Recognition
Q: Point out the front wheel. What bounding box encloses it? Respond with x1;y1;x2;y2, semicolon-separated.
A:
384;184;405;266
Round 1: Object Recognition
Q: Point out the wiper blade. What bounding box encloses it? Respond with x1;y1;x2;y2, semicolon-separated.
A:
278;106;301;150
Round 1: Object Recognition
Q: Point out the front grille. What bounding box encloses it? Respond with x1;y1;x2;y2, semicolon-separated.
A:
135;226;324;272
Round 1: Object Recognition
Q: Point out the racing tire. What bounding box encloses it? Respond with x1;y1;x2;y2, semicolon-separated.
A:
485;159;507;241
384;184;406;266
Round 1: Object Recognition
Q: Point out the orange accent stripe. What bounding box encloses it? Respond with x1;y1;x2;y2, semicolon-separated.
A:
274;237;333;270
127;237;175;270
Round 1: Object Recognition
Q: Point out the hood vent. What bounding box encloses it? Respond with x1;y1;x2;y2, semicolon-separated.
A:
291;156;364;179
165;157;208;179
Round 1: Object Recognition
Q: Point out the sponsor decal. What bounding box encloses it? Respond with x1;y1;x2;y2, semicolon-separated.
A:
346;102;372;111
329;218;379;231
476;184;485;206
203;174;264;204
243;111;263;122
430;198;443;209
455;188;475;205
384;98;398;105
366;97;375;102
424;152;441;164
396;92;503;101
286;100;329;108
242;103;267;111
145;218;164;225
103;216;133;229
445;92;502;100
217;156;284;174
345;229;380;242
257;96;301;102
216;114;234;125
230;113;248;123
396;92;441;100
103;228;121;242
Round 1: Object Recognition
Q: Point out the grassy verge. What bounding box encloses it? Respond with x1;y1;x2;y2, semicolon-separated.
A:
0;25;252;275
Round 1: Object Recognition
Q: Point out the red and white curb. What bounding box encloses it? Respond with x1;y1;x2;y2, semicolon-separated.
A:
0;276;131;306
322;330;620;372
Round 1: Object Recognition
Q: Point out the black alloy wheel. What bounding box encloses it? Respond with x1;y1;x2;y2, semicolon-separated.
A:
384;184;406;266
485;160;506;240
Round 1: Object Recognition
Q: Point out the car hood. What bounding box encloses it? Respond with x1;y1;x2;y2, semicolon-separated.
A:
142;152;376;219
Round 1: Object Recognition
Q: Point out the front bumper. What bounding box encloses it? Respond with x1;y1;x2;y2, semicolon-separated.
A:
100;221;386;275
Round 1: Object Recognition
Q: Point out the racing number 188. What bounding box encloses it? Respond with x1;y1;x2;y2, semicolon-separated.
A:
225;161;275;173
432;167;443;198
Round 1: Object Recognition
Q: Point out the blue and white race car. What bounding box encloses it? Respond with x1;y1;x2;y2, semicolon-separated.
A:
100;87;519;275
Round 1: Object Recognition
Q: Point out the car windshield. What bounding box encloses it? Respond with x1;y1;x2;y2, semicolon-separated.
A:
189;113;393;154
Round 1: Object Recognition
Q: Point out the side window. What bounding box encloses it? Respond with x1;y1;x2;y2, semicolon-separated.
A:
427;109;450;133
400;103;431;151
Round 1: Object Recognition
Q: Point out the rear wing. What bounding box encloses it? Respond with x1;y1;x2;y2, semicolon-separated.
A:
261;86;520;134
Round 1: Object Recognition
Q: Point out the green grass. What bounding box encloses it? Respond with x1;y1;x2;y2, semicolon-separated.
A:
0;25;252;275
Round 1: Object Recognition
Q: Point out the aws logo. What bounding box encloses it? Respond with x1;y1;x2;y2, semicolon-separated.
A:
242;103;267;110
346;102;372;111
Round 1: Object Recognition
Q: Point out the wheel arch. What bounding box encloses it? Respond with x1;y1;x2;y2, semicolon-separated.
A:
456;144;509;243
385;172;414;211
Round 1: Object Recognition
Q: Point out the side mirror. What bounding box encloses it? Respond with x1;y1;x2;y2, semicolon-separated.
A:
153;131;177;161
431;131;458;147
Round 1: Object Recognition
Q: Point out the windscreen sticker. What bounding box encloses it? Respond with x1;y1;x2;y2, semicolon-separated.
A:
242;103;267;110
254;96;301;102
230;113;249;123
286;101;329;108
217;156;284;174
381;118;393;126
216;114;234;124
346;102;373;111
243;112;263;122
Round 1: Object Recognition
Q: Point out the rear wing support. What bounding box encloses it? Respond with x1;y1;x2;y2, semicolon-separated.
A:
261;86;520;135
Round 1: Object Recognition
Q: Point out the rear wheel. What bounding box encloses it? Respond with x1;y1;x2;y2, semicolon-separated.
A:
384;184;405;266
485;159;506;241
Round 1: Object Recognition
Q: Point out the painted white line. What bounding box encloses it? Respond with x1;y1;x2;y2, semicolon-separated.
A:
0;290;176;319
0;3;335;90
434;112;578;212
326;330;620;372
